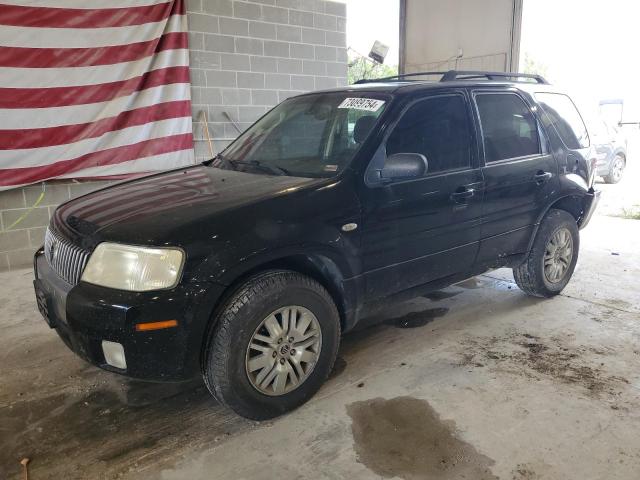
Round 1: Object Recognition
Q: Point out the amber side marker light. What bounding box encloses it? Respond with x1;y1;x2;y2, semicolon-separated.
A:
135;320;178;332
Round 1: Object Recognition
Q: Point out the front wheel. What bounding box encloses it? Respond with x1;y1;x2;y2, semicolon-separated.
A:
203;270;341;420
513;209;579;298
603;154;625;184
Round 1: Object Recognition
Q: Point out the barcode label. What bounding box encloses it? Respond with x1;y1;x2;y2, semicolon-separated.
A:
338;98;385;112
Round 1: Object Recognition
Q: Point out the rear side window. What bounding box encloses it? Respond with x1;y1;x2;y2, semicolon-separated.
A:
535;93;589;149
475;93;541;162
386;95;472;174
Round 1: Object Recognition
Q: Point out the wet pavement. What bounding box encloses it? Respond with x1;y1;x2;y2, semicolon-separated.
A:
347;396;498;479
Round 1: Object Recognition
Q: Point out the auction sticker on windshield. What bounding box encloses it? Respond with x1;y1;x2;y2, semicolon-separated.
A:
338;98;385;112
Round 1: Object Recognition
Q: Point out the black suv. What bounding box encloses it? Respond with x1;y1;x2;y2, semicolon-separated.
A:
33;71;600;419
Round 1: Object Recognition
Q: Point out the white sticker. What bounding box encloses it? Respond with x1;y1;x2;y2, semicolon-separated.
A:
338;97;385;112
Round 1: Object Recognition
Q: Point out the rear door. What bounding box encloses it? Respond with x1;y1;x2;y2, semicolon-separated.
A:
359;92;484;300
534;92;593;183
472;90;558;265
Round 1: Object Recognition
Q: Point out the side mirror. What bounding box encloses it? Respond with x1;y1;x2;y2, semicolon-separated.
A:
380;153;428;182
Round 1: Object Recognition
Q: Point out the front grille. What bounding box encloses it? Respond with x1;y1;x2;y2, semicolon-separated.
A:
44;228;90;286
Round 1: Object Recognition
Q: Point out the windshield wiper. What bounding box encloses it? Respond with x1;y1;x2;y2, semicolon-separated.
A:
231;160;291;176
203;153;238;169
203;156;291;176
263;163;291;176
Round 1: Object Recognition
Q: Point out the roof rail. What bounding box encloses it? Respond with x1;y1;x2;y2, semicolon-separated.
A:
354;71;447;84
354;70;548;85
440;70;548;84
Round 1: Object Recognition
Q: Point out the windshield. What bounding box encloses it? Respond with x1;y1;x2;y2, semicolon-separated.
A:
210;93;388;178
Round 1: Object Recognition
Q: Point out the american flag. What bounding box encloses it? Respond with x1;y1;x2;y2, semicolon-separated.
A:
0;0;194;190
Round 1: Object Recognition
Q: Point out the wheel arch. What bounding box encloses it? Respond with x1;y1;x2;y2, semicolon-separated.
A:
198;249;358;372
228;252;354;331
525;194;586;256
613;149;626;161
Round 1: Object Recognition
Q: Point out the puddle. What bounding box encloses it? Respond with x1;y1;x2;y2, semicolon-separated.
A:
347;397;498;479
422;290;462;301
385;307;449;328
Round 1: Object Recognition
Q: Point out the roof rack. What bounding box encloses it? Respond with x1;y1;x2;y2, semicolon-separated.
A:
355;70;549;85
354;71;447;84
441;70;548;84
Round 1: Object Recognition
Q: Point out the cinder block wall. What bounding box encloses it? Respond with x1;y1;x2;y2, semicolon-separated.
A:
188;0;348;161
0;0;347;272
0;180;114;271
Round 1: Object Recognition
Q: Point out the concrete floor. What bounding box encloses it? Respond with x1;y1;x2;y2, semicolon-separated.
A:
1;214;639;480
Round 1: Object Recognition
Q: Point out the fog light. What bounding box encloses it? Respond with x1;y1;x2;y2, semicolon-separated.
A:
102;340;127;369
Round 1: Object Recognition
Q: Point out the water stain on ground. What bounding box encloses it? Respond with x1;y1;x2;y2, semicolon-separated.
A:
459;333;630;396
385;308;449;329
422;290;462;301
347;396;498;480
0;379;249;479
456;277;515;291
456;277;485;289
578;305;618;324
605;298;633;310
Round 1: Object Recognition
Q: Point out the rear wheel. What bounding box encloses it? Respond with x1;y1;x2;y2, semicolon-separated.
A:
203;270;340;420
513;209;579;298
603;154;625;184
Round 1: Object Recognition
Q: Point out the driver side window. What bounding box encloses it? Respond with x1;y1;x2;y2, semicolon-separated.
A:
386;95;473;175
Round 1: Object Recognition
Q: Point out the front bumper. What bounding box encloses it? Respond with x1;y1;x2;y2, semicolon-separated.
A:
33;250;225;381
578;187;601;230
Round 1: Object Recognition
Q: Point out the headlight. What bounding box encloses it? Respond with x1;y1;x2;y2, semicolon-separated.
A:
81;243;184;291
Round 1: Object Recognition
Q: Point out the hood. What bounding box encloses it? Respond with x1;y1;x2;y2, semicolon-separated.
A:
53;165;319;245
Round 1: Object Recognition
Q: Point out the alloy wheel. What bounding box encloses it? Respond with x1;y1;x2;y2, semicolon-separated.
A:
245;306;322;396
543;227;573;284
611;155;625;182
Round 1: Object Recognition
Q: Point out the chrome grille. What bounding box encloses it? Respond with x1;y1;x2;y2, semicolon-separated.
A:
44;228;90;286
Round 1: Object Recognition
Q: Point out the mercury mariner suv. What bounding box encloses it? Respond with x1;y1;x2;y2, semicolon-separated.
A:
33;70;600;419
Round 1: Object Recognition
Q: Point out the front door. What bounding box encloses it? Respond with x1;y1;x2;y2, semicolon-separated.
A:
359;92;484;301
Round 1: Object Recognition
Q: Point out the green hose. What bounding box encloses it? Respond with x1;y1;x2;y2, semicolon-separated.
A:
5;188;45;231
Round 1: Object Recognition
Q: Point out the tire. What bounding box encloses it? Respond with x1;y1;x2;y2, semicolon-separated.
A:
513;209;579;298
203;270;341;420
603;154;625;184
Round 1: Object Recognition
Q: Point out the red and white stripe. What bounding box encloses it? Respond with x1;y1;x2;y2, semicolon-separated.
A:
0;0;194;189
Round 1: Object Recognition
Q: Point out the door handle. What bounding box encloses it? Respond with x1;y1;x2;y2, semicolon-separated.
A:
534;171;553;184
451;188;475;202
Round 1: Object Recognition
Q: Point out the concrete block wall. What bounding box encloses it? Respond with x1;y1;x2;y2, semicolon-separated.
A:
187;0;348;161
0;0;348;271
0;180;114;271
